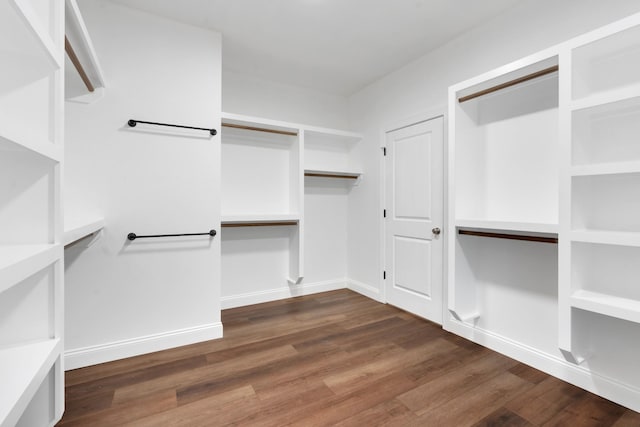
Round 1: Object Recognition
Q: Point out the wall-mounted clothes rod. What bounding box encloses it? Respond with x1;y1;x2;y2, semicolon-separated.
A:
128;119;217;136
458;65;559;103
304;173;358;179
221;122;298;137
221;222;298;228
127;229;217;241
458;229;558;244
65;36;94;92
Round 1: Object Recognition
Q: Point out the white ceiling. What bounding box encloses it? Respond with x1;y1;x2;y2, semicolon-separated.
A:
109;0;523;95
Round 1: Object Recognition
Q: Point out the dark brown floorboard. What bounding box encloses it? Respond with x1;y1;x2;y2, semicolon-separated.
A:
58;289;638;426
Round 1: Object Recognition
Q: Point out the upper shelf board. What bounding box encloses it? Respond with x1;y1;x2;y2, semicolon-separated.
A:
64;216;105;246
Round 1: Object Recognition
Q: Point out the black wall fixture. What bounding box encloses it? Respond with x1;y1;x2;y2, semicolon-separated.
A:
128;119;217;136
127;230;217;241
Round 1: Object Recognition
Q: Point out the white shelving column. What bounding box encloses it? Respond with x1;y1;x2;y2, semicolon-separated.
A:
0;0;65;426
560;13;640;360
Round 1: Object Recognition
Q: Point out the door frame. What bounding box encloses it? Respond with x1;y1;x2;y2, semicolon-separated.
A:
379;107;448;319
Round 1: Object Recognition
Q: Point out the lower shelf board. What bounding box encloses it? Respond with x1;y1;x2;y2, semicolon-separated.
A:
570;290;640;324
0;339;61;427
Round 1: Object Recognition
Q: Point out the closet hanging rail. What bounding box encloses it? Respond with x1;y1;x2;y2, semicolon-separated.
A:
65;36;94;92
221;221;298;228
458;65;559;103
127;229;217;241
128;119;217;135
221;122;298;136
304;172;358;179
458;229;558;244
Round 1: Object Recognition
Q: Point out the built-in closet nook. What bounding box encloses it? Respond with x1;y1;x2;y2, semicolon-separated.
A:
3;0;640;424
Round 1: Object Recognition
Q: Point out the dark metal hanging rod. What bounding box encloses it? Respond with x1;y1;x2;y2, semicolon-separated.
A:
128;119;217;136
127;230;217;241
458;229;557;244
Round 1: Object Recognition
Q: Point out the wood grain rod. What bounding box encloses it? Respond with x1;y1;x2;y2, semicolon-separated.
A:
305;173;358;179
458;229;558;244
458;65;558;103
65;36;94;92
222;221;298;228
222;122;298;136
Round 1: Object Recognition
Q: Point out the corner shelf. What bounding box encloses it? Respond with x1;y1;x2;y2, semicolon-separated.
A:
571;290;640;324
0;245;61;295
0;338;61;427
64;217;105;246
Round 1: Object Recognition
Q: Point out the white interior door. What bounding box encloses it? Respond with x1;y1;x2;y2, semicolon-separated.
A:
385;117;444;323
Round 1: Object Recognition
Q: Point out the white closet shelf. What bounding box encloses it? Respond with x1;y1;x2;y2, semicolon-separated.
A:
0;338;61;427
0;0;61;75
570;84;640;111
304;169;361;179
64;217;105;246
571;161;640;177
0;132;62;163
0;244;61;295
455;219;559;235
221;214;300;227
303;127;362;142
571;290;640;324
221;112;299;135
571;230;640;247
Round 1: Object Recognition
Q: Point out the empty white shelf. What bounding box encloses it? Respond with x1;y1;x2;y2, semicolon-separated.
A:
571;230;640;247
571;290;640;324
0;245;60;295
570;83;640;112
221;214;300;227
455;219;559;235
571;161;640;177
0;0;61;76
64;217;105;246
0;338;61;427
0;132;62;163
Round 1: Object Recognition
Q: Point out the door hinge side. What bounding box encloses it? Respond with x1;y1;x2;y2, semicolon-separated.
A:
383;271;386;280
383;209;386;218
383;147;386;156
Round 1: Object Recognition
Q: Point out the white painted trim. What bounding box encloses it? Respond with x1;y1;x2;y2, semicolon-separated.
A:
221;279;347;309
443;318;640;413
64;322;223;370
347;278;382;302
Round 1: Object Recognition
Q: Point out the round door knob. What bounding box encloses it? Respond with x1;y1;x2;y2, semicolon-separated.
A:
432;227;441;235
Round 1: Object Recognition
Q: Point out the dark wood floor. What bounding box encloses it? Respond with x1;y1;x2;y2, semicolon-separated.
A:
58;289;639;426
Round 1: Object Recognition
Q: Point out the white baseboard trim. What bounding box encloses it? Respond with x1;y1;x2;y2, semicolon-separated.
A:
64;322;223;370
347;278;382;302
443;318;640;413
221;279;348;309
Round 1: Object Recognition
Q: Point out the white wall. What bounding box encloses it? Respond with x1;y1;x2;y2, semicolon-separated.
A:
64;0;222;369
346;0;640;295
223;69;349;129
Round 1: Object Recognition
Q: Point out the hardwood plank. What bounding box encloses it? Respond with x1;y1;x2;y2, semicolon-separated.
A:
471;407;535;427
57;289;639;426
417;372;534;426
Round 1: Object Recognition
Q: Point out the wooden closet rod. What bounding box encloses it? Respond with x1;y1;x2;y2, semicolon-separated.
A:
304;173;358;179
458;65;559;103
458;229;558;244
222;221;298;228
221;122;298;136
65;36;94;93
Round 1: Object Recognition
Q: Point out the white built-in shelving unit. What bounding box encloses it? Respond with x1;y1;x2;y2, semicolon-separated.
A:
220;112;361;288
448;11;640;411
559;15;640;361
0;0;65;425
